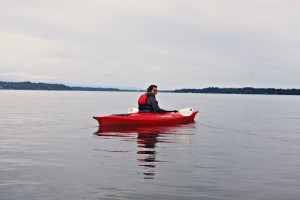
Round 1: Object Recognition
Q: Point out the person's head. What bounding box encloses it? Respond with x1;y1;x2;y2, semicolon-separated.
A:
147;84;158;95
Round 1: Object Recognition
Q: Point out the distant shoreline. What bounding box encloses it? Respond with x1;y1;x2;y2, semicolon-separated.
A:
0;81;299;95
174;87;300;95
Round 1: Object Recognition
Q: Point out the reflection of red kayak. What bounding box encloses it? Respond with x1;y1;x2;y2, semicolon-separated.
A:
96;122;195;134
93;111;198;127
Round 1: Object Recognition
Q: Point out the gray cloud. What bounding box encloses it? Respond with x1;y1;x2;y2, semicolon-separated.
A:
1;0;299;89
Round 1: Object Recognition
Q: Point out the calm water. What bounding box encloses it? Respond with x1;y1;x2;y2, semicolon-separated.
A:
0;91;299;200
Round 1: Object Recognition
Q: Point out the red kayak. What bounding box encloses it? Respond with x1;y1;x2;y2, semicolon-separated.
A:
93;109;198;127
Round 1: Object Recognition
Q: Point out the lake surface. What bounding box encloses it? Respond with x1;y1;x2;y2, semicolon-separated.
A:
0;90;299;200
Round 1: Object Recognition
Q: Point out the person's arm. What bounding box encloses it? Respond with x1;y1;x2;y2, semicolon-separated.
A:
149;97;165;112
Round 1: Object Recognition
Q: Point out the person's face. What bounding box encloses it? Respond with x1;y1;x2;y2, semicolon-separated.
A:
151;87;158;95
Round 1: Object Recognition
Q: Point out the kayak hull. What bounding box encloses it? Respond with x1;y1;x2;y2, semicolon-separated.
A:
93;111;198;127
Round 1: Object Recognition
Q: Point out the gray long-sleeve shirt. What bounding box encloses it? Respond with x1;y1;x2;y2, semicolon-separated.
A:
146;94;165;112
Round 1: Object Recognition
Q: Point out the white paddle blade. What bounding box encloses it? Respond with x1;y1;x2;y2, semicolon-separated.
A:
179;107;194;116
128;108;139;114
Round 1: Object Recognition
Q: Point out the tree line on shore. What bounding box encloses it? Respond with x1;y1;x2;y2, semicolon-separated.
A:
0;81;120;91
174;87;300;95
1;81;299;95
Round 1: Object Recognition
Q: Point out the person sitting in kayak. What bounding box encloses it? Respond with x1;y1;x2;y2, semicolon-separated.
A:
138;85;166;113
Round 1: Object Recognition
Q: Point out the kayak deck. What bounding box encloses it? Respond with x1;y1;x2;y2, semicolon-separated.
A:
93;111;198;127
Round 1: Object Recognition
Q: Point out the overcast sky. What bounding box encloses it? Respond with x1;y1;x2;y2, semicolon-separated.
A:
1;0;299;89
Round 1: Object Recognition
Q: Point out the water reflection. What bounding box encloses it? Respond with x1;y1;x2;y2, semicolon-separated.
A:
95;123;196;179
137;132;158;179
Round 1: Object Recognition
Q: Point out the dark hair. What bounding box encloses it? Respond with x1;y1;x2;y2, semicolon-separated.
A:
147;85;157;92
